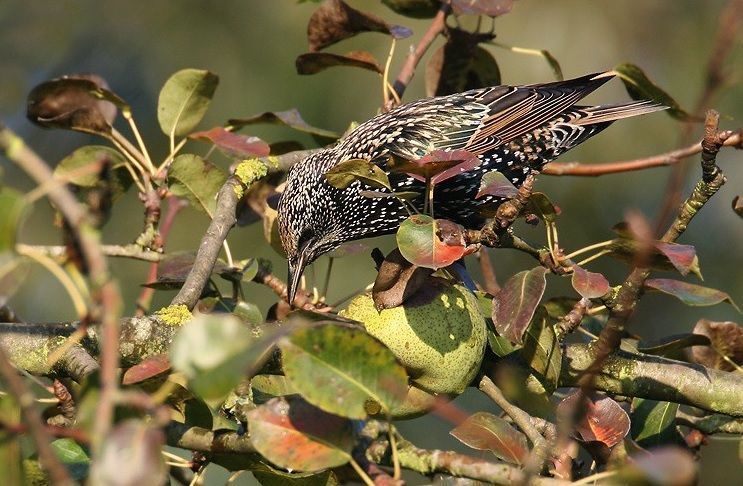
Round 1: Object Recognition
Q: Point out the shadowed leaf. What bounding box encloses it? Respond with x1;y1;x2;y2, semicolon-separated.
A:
296;51;382;75
645;278;740;312
122;354;171;385
492;267;548;344
280;323;408;418
382;0;440;18
189;127;270;158
229;109;339;142
450;411;529;465
691;319;743;371
521;307;561;393
247;396;354;472
571;265;610;299
451;0;514;17
558;392;630;448
142;251;224;290
614;63;693;121
638;333;711;358
476;171;519;199
168;154;227;217
157;68;219;137
390;149;481;183
426;28;500;97
373;248;434;310
89;420;166;485
50;438;90;481
54;145;132;202
324;158;391;190
307;0;411;52
630;398;681;448
396;215;469;269
733;195;743;218
26;74;120;136
527;193;559;222
618;447;697;486
0;188;29;252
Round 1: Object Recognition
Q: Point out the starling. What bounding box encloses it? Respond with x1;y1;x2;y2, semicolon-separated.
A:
278;72;665;302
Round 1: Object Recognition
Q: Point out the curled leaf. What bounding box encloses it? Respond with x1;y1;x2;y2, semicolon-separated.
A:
372;248;434;310
389;149;481;183
307;0;412;52
26;74;120;136
189;127;270;158
614;63;693;121
296;51;382;75
228;108;339;142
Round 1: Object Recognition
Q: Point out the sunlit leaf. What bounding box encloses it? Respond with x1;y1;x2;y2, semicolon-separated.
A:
324;158;391;191
476;171;519;199
450;411;528;465
122;354;171;385
521;307;561;393
557;392;630;448
691;319;743;372
630;398;681;448
451;0;514;17
396;215;469;269
372;248;433;310
88;420;166;486
614;63;693;121
229;109;339;143
189;127;270;158
645;278;740;312
250;374;299;405
168;154;227;217
157;69;218;137
26;74;120;136
247;396;354;472
426;29;500;98
296;51;382;75
307;0;411;52
280;323;408;418
492;267;548;344
571;265;610;299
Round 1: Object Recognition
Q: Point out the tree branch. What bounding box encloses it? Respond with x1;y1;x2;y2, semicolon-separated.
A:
15;244;164;263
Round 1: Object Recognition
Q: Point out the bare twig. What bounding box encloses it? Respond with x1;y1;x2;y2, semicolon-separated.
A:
0;347;73;485
252;259;332;311
542;130;741;176
391;2;451;102
16;244;164;263
0;123;122;452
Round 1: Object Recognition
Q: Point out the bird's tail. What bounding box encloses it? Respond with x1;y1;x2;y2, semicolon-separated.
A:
569;100;668;125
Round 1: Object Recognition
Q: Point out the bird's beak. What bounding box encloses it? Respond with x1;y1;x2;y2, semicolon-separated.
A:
287;249;308;306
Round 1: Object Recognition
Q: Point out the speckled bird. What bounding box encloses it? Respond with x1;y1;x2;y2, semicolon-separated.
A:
278;72;665;302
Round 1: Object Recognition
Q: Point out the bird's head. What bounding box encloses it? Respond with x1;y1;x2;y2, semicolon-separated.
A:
277;152;342;304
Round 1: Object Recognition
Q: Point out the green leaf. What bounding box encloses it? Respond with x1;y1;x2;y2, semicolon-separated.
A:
250;374;299;405
324;158;391;191
168;154;227;217
54;145;132;201
521;307;561;393
50;439;90;480
0;188;28;252
645;278;740;312
630;398;681;447
614;63;693;121
246;396;354;472
170;314;275;405
280;323;408;419
492;267;548;344
396;215;468;270
450;411;528;465
157;68;219;137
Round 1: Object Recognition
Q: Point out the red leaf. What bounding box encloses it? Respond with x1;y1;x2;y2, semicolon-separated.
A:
246;396;353;472
476;171;519;199
645;278;740;312
390;149;480;183
652;242;697;276
450;412;529;465
189;127;270;158
492;267;548;344
396;215;469;270
122;354;171;385
558;392;630;448
571;265;610;299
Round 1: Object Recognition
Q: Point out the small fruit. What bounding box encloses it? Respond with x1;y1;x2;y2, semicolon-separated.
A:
340;279;486;395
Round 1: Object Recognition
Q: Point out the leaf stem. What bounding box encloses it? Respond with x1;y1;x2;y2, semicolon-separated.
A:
575;249;612;267
124;112;155;173
389;422;401;480
563;240;614;260
382;38;397;107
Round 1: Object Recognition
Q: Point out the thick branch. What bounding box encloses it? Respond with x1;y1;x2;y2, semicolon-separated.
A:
171;177;242;309
562;344;743;417
542;130;741;177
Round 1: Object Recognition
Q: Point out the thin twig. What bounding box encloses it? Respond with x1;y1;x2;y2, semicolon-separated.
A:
16;244;164;263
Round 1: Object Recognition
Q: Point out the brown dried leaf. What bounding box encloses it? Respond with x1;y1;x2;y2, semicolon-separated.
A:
373;248;434;310
296;51;383;75
307;0;412;52
691;319;743;371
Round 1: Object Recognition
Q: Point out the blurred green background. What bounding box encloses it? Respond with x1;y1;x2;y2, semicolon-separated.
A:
1;0;741;483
